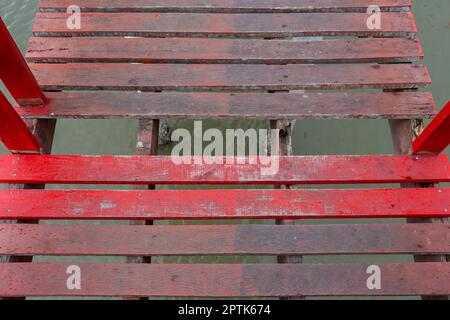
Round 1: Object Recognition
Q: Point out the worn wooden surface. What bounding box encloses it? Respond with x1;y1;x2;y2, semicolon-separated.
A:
27;38;423;64
1;154;447;185
1;223;448;256
39;0;412;13
0;188;448;220
1;263;449;297
29;63;431;92
15;91;436;120
32;12;417;38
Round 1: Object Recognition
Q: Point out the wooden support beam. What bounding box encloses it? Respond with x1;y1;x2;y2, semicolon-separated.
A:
389;117;448;300
413;101;450;155
0;91;41;153
0;18;45;106
271;118;303;300
125;119;159;300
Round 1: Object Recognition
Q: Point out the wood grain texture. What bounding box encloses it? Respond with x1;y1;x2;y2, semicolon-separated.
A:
0;154;448;185
15;91;436;120
32;12;417;38
29;63;431;92
39;0;412;13
2;222;448;256
0;188;448;220
26;38;423;64
1;262;448;297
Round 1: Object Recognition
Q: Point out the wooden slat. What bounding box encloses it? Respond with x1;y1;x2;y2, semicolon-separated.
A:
0;188;448;220
16;91;437;120
32;12;417;38
1;262;448;297
0;154;448;185
29;64;431;92
39;0;412;13
26;38;423;64
2;222;448;257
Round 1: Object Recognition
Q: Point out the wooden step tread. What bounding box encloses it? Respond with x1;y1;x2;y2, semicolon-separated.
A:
0;154;448;185
1;188;448;220
30;63;431;92
26;38;423;64
32;12;417;38
1;263;448;297
16;91;436;120
1;223;448;256
39;0;412;13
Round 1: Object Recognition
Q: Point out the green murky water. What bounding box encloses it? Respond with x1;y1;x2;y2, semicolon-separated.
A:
0;0;449;299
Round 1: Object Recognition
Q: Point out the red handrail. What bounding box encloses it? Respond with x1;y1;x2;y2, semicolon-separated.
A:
413;101;450;155
0;17;42;153
0;90;40;153
0;17;45;106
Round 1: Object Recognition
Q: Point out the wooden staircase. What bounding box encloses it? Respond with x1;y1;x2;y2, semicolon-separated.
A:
0;0;448;299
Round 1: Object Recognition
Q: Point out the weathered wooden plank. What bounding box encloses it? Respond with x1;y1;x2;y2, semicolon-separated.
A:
413;101;450;155
0;188;448;220
15;91;436;120
0;91;41;154
2;223;448;256
39;0;412;13
29;64;431;92
26;38;423;64
1;263;448;297
0;154;448;185
32;12;417;38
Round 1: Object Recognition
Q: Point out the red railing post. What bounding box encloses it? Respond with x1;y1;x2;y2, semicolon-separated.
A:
0;90;40;153
0;17;45;106
413;101;450;155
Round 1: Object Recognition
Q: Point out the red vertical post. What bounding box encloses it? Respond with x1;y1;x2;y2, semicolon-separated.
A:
0;17;45;106
0;90;41;153
413;101;450;155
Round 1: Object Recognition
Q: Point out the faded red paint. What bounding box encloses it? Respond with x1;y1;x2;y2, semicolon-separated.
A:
0;154;448;185
0;188;448;220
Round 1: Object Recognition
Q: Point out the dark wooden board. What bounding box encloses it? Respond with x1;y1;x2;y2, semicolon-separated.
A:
29;63;431;91
1;262;448;297
1;223;448;256
16;91;436;120
32;12;417;38
39;0;412;13
26;38;422;64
